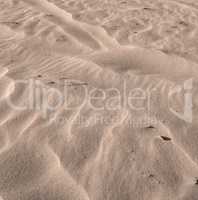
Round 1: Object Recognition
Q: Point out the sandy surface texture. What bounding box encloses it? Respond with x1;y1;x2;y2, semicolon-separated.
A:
0;0;198;199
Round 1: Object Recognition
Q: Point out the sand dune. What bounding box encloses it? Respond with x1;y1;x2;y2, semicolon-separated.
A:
0;0;198;199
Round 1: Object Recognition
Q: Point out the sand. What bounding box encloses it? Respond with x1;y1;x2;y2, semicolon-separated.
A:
0;0;198;199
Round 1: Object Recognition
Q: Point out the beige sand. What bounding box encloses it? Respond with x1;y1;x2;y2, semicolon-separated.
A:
0;0;198;199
